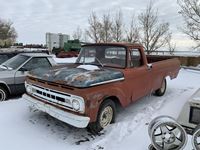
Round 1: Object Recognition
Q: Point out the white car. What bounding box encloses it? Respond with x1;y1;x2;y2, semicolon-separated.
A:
177;88;200;134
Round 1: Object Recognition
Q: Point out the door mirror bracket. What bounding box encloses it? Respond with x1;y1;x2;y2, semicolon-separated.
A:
19;67;28;72
147;64;152;70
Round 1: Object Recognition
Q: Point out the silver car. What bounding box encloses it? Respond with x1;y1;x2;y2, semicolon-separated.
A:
0;53;56;101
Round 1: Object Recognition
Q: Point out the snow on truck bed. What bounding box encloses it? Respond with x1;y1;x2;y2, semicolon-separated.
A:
0;69;199;150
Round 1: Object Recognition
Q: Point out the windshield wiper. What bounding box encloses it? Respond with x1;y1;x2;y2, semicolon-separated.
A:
95;57;104;67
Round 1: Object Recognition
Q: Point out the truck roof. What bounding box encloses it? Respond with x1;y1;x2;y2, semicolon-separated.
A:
82;43;143;48
19;53;52;57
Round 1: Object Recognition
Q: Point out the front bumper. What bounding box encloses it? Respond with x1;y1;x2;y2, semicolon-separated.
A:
22;94;90;128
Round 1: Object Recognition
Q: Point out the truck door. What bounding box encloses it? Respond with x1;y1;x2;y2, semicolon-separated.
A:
124;48;151;102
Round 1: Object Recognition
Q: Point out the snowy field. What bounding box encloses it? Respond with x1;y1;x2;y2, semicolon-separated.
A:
0;69;199;150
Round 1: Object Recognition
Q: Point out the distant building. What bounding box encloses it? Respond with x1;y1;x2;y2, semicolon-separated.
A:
46;33;70;51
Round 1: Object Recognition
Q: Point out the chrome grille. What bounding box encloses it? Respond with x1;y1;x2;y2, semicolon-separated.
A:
31;84;73;109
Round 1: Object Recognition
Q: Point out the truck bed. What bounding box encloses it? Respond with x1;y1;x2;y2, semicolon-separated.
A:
146;55;175;63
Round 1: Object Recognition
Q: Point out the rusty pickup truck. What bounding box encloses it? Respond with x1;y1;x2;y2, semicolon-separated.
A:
23;43;180;133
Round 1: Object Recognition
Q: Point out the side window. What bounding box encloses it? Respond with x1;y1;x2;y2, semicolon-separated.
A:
103;47;126;67
22;57;51;71
130;49;143;67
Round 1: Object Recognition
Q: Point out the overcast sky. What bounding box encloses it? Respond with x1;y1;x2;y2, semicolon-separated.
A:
0;0;196;50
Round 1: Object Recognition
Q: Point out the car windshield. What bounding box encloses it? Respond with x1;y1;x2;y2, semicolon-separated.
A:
76;46;126;68
2;55;30;70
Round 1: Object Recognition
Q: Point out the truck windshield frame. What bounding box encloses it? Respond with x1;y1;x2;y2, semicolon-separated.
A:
76;45;127;69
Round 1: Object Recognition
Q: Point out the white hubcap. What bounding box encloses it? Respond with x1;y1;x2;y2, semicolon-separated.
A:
160;80;166;93
100;106;113;128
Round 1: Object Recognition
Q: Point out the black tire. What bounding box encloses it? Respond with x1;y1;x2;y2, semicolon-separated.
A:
0;86;8;101
154;79;167;96
87;100;116;134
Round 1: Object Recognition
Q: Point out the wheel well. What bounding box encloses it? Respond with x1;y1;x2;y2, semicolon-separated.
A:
104;96;122;109
0;83;10;94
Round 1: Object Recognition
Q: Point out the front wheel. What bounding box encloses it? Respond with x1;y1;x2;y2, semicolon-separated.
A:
87;100;116;134
154;79;167;96
0;86;8;101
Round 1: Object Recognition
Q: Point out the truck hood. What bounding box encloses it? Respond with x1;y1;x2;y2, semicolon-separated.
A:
29;65;124;88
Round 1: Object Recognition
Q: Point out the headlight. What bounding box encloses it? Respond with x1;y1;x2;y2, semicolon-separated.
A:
71;96;85;113
26;85;32;93
72;99;80;111
25;82;32;94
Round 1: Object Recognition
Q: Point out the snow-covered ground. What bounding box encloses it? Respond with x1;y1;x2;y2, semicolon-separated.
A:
0;69;199;150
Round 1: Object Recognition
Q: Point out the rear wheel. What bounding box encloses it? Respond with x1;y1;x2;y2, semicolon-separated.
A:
87;100;116;134
0;86;8;101
155;79;167;96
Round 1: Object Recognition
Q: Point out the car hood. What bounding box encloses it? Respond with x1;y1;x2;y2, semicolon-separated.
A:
29;65;124;88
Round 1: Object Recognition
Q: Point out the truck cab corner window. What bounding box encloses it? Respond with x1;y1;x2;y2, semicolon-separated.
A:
130;49;143;68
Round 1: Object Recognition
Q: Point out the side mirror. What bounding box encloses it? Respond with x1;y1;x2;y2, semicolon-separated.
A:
19;67;28;72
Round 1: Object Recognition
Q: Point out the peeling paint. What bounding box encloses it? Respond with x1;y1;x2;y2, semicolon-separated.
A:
29;66;124;88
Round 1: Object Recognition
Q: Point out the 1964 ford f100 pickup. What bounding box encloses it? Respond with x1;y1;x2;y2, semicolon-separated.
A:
23;43;180;133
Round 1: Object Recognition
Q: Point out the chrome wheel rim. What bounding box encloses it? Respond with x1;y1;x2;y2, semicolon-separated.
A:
192;128;200;150
0;89;6;101
149;116;187;150
100;106;113;128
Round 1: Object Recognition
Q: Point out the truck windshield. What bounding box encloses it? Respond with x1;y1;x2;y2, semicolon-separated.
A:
2;55;30;70
76;46;126;68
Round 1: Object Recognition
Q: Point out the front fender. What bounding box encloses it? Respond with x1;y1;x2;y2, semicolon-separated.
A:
86;86;128;122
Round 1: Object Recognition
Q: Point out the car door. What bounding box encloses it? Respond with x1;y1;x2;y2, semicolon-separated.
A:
14;57;51;94
124;48;152;102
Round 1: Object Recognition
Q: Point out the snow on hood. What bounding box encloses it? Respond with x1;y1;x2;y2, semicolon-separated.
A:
29;66;124;88
77;65;100;71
